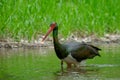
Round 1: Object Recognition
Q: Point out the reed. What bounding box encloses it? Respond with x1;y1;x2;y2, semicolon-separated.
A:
0;0;120;40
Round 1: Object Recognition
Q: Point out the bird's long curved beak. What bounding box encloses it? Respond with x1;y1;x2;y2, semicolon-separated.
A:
42;27;54;42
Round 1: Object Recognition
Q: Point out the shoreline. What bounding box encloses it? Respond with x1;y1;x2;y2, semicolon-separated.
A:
0;34;120;49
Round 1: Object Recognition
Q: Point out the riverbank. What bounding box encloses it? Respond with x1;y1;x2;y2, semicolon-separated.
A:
0;34;120;49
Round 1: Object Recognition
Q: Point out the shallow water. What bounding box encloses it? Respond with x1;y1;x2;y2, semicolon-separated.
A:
0;45;120;80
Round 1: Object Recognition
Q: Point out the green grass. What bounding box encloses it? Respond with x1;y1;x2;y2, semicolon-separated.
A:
0;0;120;41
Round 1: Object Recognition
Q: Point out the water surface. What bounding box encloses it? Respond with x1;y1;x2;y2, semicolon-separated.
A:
0;45;120;80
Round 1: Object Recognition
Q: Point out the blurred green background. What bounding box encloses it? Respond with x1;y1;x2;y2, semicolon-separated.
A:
0;0;120;41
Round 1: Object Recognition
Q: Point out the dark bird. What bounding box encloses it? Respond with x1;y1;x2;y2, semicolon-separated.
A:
42;22;101;71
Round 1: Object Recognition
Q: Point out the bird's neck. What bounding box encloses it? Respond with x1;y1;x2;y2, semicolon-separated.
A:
53;27;60;45
53;27;66;59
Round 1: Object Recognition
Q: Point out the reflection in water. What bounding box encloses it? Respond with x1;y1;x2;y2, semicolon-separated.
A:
0;45;120;80
56;64;120;80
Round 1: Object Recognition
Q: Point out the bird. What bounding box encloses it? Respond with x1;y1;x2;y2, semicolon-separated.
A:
42;22;101;71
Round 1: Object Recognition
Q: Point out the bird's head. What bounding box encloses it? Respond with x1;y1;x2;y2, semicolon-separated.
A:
50;22;58;29
41;22;58;42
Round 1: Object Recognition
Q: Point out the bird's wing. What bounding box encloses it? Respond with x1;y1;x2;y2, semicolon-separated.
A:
62;41;101;62
62;41;83;52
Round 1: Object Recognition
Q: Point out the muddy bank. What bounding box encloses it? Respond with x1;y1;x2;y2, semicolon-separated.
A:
0;34;120;49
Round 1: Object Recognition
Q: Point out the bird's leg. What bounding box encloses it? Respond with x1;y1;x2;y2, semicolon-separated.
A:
73;64;80;70
61;61;63;72
66;63;72;70
74;64;77;67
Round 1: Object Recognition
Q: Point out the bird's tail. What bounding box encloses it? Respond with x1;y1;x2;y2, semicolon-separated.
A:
89;45;101;57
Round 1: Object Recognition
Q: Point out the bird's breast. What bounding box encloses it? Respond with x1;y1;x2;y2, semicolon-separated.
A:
62;53;79;64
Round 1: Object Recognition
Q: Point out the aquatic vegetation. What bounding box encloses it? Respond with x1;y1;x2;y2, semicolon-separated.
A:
0;0;120;40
